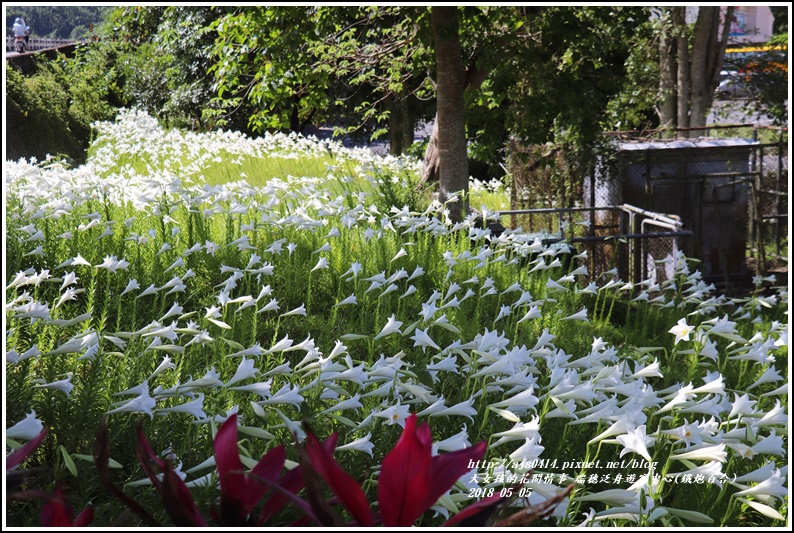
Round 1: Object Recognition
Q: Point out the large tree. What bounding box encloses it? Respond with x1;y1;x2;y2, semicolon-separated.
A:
431;7;469;222
206;6;648;217
657;6;735;134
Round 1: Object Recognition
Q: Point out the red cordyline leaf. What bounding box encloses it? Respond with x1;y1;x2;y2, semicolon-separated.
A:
40;483;93;527
302;431;375;526
258;463;305;524
6;428;47;472
161;461;209;527
135;422;207;526
378;413;487;526
214;413;288;525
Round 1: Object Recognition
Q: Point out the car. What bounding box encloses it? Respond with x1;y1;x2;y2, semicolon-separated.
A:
715;70;751;100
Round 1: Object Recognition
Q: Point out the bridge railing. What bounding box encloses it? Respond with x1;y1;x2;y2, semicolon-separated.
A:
6;36;82;52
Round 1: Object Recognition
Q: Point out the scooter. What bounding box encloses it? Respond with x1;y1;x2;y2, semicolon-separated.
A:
14;35;27;53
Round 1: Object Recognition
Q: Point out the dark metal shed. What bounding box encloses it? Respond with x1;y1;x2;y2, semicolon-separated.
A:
587;138;758;282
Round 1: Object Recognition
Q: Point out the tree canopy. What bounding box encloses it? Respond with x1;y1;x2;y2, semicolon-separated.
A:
5;6;110;39
8;5;784;197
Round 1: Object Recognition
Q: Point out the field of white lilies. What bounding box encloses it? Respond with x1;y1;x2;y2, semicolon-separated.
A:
5;109;789;527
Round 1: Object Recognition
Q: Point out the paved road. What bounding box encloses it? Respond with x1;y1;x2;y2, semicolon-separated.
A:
708;98;781;126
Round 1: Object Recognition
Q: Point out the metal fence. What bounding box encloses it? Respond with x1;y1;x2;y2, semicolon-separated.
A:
498;204;691;285
5;37;79;52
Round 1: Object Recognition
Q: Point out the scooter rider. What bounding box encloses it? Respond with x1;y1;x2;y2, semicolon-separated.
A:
13;18;30;46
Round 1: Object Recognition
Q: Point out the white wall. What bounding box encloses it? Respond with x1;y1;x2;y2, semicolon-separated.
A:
685;6;776;44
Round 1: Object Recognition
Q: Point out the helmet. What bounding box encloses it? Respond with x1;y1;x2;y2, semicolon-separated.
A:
15;18;22;24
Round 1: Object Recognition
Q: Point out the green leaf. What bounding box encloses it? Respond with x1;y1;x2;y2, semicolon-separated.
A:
329;414;356;428
150;344;185;353
415;369;435;389
401;319;420;337
239;454;259;470
220;337;245;351
549;395;570;415
634;346;665;354
339;333;368;341
237;425;276;440
74;453;123;469
662;507;714;525
59;446;78;477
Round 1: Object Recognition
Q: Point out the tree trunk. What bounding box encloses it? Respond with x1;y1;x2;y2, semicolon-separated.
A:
399;92;414;153
658;9;677;133
420;116;440;186
419;30;491;191
673;7;690;134
713;7;735;89
388;95;403;155
689;7;718;130
431;6;469;223
389;90;415;156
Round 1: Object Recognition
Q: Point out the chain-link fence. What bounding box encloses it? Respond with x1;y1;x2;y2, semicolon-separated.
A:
498;205;690;284
750;135;788;273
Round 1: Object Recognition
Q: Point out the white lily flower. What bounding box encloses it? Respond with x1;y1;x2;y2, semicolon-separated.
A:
280;304;306;317
258;384;304;407
107;389;156;418
256;298;281;314
668;318;694;344
7;410;44;440
150;356;176;379
374;314;403;340
670;443;727;463
561;307;589;322
391;248;407;262
373;400;412;427
225;356;260;387
630;358;663;379
616;424;655;463
749;430;785;457
156;394;207;420
433;425;472;455
401;285;417;299
33;373;74;397
733;461;779;483
181;367;223;390
746;366;783;391
410;328;441;352
318;394;363;415
334;294;358;307
335;432;374;456
311;257;329;272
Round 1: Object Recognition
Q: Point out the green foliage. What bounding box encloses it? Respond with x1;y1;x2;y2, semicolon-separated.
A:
739;38;789;125
207;7;333;134
768;7;788;34
6;63;93;163
109;6;235;131
115;42;170;117
5;5;110;39
5;42;123;163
